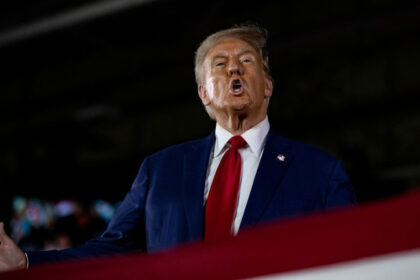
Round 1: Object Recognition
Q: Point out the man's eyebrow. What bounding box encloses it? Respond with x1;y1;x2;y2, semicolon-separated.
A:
238;50;255;56
211;54;227;62
211;49;256;63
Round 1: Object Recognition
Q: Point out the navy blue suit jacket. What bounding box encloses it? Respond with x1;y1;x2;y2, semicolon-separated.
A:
27;129;356;265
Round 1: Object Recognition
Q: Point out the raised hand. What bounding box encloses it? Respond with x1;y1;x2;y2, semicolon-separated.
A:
0;222;27;271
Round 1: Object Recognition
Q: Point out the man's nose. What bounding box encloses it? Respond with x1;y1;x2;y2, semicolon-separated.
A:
228;60;243;76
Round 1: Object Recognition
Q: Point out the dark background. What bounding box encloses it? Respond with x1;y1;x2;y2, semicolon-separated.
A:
1;0;419;224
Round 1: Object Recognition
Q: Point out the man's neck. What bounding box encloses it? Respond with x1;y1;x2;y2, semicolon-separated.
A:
216;114;266;135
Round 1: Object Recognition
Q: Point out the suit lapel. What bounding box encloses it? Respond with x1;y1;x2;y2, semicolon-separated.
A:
183;131;215;240
240;129;295;228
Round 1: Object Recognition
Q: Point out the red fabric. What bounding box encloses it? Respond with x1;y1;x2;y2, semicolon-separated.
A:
2;190;420;280
205;136;246;241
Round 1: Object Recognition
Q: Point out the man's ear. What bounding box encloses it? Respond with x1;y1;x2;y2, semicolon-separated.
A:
198;85;211;105
264;76;273;98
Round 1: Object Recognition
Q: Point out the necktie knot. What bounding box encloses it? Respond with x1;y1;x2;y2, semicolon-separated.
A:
228;136;246;149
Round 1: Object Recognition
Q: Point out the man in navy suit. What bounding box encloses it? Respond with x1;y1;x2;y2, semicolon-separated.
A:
0;25;356;270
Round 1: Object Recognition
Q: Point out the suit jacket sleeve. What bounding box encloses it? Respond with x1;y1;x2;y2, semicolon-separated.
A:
325;159;357;208
26;158;151;266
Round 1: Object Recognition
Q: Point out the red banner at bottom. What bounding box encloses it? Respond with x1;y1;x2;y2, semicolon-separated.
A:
2;190;420;280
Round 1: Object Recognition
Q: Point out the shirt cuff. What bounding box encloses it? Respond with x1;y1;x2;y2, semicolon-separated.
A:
24;252;29;269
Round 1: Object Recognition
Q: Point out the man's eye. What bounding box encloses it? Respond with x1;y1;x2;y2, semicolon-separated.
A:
216;62;225;67
242;58;252;63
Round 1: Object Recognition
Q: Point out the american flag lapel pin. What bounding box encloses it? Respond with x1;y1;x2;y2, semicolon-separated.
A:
277;154;285;162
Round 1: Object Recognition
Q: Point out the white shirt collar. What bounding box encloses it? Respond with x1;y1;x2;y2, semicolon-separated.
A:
214;116;270;158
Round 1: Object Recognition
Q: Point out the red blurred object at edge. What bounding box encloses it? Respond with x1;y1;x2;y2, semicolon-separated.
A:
2;190;420;280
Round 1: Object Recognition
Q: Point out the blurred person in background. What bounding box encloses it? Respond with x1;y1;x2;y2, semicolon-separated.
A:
0;24;356;271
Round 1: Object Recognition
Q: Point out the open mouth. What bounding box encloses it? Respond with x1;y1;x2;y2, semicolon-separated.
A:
230;78;243;95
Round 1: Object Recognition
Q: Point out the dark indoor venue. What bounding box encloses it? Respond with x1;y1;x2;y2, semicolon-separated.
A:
0;1;419;278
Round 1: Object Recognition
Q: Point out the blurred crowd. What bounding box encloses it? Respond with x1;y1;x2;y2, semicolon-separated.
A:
10;196;120;251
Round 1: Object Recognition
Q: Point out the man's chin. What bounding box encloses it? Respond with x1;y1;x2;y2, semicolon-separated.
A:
229;106;251;119
212;101;250;116
228;99;250;111
229;103;248;112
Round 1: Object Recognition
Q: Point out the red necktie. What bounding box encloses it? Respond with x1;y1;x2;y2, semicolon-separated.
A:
205;135;247;242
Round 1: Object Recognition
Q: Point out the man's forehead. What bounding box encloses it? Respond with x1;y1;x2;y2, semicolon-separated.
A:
206;38;258;59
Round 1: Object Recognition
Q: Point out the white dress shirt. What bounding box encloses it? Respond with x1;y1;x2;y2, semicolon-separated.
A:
204;116;270;234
